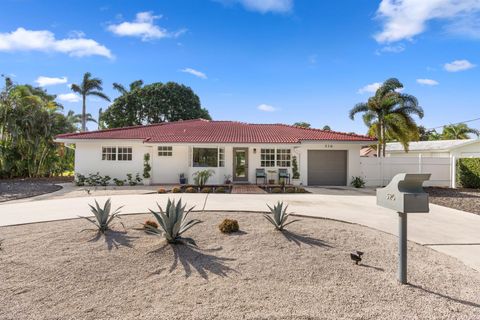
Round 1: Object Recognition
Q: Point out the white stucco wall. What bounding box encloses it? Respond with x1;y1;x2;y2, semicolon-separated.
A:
70;140;363;186
74;140;146;181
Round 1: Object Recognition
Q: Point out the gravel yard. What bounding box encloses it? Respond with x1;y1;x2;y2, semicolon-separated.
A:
426;187;480;215
1;211;479;320
0;178;69;202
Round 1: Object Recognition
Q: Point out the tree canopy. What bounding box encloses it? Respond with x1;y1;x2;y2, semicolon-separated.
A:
350;78;423;156
101;82;211;128
0;76;75;178
293;122;311;128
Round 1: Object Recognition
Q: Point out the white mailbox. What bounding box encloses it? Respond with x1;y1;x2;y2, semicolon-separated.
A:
376;173;431;284
376;173;430;213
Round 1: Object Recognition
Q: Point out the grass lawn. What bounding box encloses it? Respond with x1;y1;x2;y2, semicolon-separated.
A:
1;211;479;319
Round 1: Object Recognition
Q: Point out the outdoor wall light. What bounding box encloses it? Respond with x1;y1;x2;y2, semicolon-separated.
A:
253;148;257;154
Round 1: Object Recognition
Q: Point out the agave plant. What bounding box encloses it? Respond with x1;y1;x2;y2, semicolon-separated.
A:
264;201;299;231
80;198;124;233
146;198;201;244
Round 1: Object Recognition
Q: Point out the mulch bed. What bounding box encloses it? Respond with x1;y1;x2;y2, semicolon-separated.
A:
0;178;69;202
425;187;480;215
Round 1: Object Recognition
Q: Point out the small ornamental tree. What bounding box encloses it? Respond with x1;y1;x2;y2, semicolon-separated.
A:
143;153;151;179
292;156;300;179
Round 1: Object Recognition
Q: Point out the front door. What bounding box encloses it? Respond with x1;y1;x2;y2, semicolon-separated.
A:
233;148;249;182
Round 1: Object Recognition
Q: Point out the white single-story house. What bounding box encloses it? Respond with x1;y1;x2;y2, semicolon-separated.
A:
56;119;375;186
385;139;480;158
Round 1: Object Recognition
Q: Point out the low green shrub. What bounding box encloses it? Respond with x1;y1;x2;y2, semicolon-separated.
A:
285;187;296;193
271;187;283;193
218;219;239;233
350;176;366;188
172;187;182;193
185;187;197;193
113;178;125;186
75;174;86;186
214;187;225;193
457;158;480;188
100;175;111;186
296;187;307;193
157;188;167;194
201;187;212;193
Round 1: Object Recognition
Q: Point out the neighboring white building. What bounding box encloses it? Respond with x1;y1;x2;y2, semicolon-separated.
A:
55;119;375;186
386;139;480;158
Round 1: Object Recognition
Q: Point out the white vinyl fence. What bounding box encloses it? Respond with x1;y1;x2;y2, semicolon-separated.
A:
360;156;454;187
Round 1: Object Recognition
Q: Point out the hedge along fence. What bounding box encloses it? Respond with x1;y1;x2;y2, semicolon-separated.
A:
457;158;480;188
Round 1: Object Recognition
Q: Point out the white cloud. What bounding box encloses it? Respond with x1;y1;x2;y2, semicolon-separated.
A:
216;0;293;13
35;76;68;87
257;104;276;112
0;28;112;58
444;59;476;72
357;82;381;94
181;68;207;79
375;44;405;55
374;0;480;43
417;78;439;86
56;93;80;103
107;11;186;41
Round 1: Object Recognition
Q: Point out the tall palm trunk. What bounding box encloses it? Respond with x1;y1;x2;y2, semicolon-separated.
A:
81;94;86;132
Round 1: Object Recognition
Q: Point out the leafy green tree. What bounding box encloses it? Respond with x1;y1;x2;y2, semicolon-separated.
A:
71;72;110;132
102;82;211;128
0;77;74;177
418;125;441;141
441;123;480;140
322;125;331;131
293;122;311;128
349;78;423;156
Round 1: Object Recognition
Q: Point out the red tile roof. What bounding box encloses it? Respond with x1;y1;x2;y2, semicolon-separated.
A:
56;119;375;144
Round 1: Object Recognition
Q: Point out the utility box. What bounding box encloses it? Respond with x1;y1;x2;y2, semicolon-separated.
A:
377;173;431;213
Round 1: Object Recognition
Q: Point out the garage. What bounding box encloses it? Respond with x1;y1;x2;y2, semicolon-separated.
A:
307;150;347;186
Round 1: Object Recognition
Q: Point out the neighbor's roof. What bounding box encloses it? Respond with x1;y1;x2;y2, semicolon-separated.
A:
56;119;375;144
386;139;479;152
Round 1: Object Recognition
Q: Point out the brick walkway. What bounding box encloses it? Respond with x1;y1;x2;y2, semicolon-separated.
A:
231;184;267;194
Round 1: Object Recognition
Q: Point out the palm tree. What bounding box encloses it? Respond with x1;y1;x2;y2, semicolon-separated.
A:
441;123;480;140
65;110;97;132
112;80;143;95
349;78;424;157
71;72;110;132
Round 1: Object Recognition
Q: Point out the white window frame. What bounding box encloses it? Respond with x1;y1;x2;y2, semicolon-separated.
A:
158;146;173;156
102;146;117;161
117;147;132;161
260;148;276;167
276;149;291;167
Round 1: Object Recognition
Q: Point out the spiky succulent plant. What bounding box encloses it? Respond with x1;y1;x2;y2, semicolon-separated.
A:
264;201;299;231
147;198;201;244
80;198;124;233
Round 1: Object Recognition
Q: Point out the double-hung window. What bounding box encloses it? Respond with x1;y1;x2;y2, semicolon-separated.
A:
260;148;291;167
118;147;132;161
158;146;173;156
102;147;117;161
102;146;133;161
276;149;291;167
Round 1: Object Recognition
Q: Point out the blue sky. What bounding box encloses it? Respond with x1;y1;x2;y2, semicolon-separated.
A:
1;0;480;133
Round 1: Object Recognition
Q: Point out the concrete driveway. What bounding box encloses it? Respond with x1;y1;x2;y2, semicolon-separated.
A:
1;192;479;272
